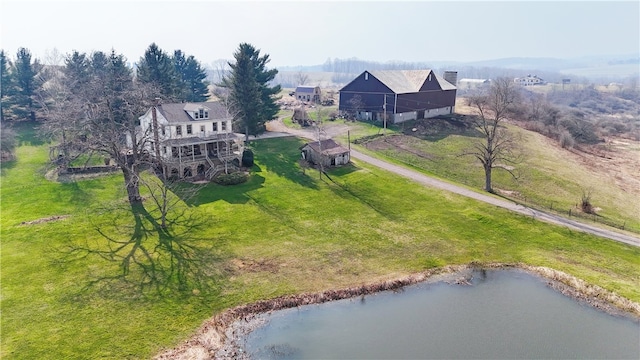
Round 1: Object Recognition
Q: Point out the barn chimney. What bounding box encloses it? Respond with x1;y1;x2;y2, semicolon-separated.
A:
443;71;458;86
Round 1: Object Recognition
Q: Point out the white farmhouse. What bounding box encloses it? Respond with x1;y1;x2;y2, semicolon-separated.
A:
514;74;545;86
137;101;243;179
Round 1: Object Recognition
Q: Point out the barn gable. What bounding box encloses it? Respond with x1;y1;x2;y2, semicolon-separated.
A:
340;71;394;94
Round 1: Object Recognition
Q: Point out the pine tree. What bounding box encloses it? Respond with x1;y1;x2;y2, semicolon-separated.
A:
221;43;281;140
11;48;42;121
136;43;177;100
0;50;15;122
173;50;209;102
64;51;91;96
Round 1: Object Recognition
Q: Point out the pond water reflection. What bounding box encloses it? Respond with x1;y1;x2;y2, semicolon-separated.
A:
245;270;639;359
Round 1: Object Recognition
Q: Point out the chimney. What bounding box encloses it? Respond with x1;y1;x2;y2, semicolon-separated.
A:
443;71;458;86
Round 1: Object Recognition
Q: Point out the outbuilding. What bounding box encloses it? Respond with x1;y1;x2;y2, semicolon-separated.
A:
300;139;350;167
295;86;321;103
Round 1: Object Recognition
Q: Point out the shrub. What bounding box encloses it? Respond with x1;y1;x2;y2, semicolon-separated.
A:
558;130;575;149
581;189;595;214
559;118;600;144
242;149;254;167
213;172;248;185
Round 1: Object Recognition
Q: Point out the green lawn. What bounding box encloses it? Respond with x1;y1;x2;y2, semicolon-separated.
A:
1;128;639;359
328;118;640;233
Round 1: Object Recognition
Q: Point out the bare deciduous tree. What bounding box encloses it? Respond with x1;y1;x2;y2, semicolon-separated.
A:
295;71;309;86
465;77;522;193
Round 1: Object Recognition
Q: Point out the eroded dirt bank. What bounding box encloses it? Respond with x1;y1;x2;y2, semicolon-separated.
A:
154;263;640;360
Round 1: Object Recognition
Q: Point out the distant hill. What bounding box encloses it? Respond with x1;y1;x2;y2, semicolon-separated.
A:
276;54;639;83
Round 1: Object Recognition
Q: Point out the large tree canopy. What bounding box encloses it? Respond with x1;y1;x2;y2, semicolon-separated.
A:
221;43;281;140
465;77;522;193
40;49;159;204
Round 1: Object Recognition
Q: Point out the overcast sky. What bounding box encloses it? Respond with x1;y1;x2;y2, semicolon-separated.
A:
1;0;638;67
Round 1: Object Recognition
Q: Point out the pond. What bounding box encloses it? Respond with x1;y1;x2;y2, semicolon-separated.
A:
243;270;639;359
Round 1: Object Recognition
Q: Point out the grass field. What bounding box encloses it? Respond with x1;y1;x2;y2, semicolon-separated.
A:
330;117;640;233
1;126;639;359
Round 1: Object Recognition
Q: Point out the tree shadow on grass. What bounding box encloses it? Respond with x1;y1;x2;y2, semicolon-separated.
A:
250;137;320;190
185;172;266;206
0;159;16;176
57;180;100;207
54;200;228;300
321;164;402;221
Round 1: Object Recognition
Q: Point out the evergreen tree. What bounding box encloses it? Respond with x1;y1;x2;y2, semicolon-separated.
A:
221;43;281;140
172;50;209;102
64;51;91;96
0;50;15;122
10;48;42;121
136;43;177;100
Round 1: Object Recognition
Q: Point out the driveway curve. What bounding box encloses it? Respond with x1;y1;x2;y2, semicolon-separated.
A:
264;120;640;247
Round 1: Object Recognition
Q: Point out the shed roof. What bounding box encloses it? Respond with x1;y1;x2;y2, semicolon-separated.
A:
155;101;229;124
301;139;349;155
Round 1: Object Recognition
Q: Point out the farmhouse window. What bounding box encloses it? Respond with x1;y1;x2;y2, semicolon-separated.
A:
176;125;182;135
200;125;205;133
221;121;227;131
187;125;192;134
161;126;166;136
213;122;218;131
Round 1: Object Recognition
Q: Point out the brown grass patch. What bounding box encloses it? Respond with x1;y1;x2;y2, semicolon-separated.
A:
20;215;71;226
227;258;281;274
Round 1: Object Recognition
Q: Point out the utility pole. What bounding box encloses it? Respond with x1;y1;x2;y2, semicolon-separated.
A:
316;125;322;180
383;94;387;136
151;98;164;179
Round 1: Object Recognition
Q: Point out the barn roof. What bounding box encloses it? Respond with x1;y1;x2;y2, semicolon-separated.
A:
155;101;229;124
362;70;457;93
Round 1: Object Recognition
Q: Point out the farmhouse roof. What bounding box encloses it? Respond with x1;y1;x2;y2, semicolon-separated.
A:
155;101;229;124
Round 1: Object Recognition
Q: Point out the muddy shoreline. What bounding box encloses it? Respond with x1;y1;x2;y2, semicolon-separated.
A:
154;263;640;360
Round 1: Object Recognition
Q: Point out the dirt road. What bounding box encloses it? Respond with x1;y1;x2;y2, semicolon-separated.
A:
265;120;640;247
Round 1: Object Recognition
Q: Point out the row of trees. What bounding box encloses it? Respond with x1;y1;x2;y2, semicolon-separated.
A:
0;43;209;124
2;42;281;201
